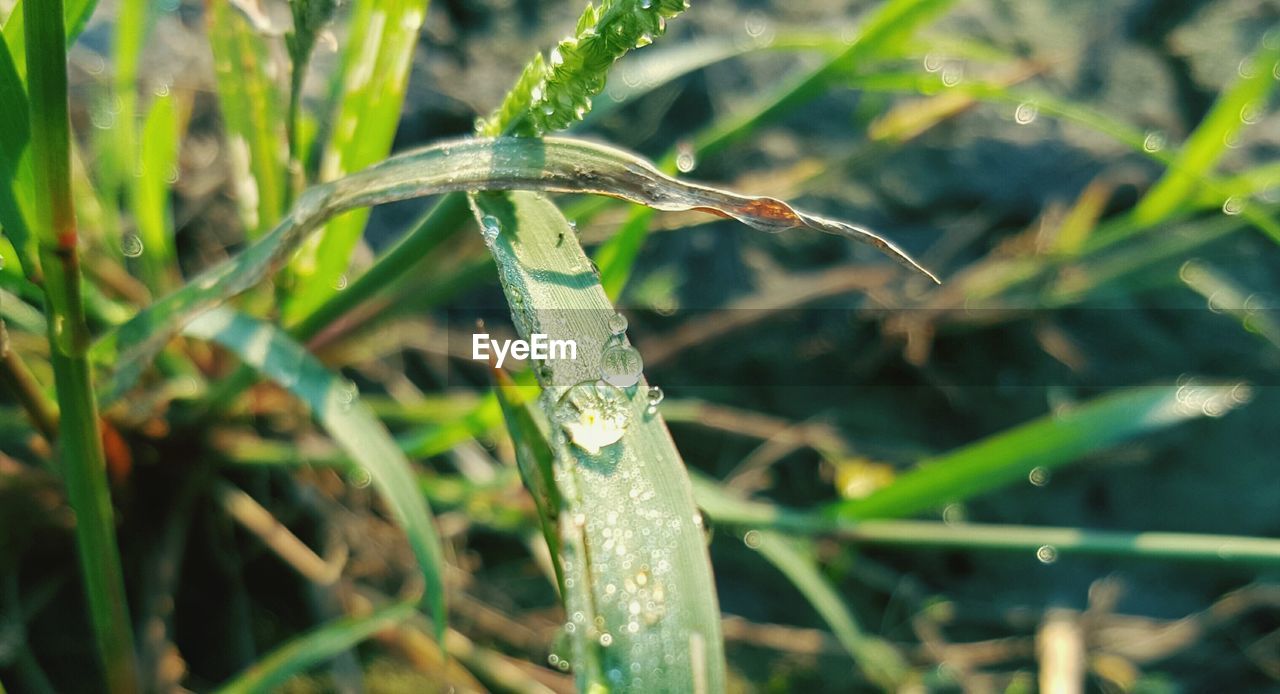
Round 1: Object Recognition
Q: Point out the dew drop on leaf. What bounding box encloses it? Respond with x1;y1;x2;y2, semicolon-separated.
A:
600;344;643;388
122;234;144;258
607;312;629;336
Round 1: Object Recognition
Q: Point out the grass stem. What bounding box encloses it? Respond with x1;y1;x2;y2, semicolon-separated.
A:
23;1;139;690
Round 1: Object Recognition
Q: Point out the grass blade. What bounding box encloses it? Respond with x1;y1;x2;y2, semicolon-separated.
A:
693;477;1280;566
834;384;1252;521
750;531;909;690
284;0;430;323
94;136;930;402
182;308;447;636
131;90;181;291
211;600;416;694
1;0;100;78
207;0;288;238
491;368;566;594
472;190;725;692
24;1;138;691
1131;29;1280;226
595;0;956;297
0;32;37;279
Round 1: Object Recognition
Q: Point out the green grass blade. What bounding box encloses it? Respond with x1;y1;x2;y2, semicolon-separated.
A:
207;0;288;238
751;531;909;690
0;32;37;279
1131;29;1280;226
183;308;447;636
472;190;725;692
95;136;928;403
284;0;431;323
211;600;416;694
693;477;1280;566
132;90;180;291
24;1;138;691
834;385;1252;521
1;0;100;78
491;369;566;594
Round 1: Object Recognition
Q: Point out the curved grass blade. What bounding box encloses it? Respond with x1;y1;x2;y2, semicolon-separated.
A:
833;384;1252;521
594;0;956;298
93;135;934;402
211;600;416;694
750;531;909;690
182;308;447;637
473;189;725;692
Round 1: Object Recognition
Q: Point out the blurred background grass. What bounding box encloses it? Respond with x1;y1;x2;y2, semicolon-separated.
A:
2;0;1279;691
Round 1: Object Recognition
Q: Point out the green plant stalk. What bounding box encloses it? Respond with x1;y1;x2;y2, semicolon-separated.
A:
23;2;138;690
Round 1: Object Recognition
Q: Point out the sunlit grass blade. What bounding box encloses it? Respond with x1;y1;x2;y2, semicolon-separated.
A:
284;0;430;323
207;0;287;238
182;308;447;636
94;136;927;403
0;32;37;279
24;1;137;691
472;190;725;691
834;384;1252;521
131;90;181;291
1131;29;1280;228
750;531;909;690
0;0;100;78
211;599;416;694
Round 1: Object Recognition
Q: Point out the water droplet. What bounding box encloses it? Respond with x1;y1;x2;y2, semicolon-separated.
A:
1036;545;1058;564
1224;130;1242;149
599;633;613;646
121;234;144;257
675;143;696;173
337;380;358;411
1028;467;1051;487
600;344;643;388
333;274;348;290
153;82;171;97
1223;197;1244;216
743;530;762;549
1240;101;1264;125
0;253;5;270
480;214;500;242
1142;131;1166;152
567;220;579;234
1238;57;1257;79
940;62;963;87
942;504;965;525
349;466;372;488
607;312;629;336
641;0;652;8
645;385;664;415
564;621;576;633
744;11;767;38
922;53;943;73
555;380;631;455
1013;101;1038;125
